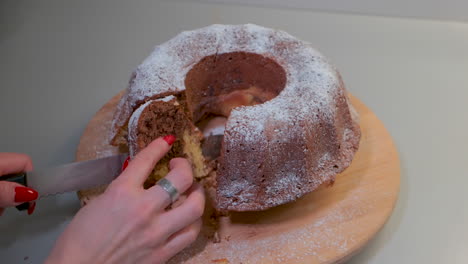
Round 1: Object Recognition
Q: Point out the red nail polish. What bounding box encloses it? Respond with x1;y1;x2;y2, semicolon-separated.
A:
14;187;38;203
28;202;36;215
121;156;130;171
163;135;176;146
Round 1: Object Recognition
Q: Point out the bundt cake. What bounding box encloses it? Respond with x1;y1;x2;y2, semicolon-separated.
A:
110;24;361;211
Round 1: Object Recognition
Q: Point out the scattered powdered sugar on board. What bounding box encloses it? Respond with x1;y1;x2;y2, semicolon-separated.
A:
221;216;350;263
169;186;376;264
222;219;350;263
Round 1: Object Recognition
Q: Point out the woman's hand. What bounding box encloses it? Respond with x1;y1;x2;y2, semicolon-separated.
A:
0;153;38;216
46;137;205;264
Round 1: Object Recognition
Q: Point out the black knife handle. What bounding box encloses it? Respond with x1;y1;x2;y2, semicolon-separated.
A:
0;173;29;211
0;172;27;185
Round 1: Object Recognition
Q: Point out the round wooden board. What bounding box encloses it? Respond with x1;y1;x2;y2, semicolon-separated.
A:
76;92;400;264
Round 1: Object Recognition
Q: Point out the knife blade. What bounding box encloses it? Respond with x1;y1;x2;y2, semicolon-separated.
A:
0;153;128;198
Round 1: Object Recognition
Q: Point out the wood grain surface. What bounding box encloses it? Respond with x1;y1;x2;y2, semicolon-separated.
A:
76;92;400;264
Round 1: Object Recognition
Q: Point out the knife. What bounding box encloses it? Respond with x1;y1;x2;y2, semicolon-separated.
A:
0;153;128;210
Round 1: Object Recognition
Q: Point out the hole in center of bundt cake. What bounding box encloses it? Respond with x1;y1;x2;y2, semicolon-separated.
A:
184;52;287;123
184;52;287;159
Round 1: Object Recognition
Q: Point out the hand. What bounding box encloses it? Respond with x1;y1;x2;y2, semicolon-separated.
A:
0;153;38;216
46;137;205;264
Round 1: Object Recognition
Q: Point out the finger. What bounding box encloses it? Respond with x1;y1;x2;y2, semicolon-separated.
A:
115;137;173;187
162;182;205;235
145;158;194;210
0;181;37;207
0;153;33;175
159;218;202;261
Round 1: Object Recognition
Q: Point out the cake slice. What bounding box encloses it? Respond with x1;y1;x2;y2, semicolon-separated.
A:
127;95;210;188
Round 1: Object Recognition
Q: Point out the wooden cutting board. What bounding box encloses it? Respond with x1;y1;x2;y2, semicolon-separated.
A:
76;92;400;264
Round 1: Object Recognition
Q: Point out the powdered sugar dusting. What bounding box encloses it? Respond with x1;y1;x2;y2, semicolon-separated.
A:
128;100;151;156
158;95;175;102
111;24;340;141
266;172;301;196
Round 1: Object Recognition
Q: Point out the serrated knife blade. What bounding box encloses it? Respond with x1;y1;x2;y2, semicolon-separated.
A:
0;154;128;198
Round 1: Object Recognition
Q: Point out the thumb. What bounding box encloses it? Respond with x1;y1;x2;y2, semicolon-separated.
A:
0;181;38;207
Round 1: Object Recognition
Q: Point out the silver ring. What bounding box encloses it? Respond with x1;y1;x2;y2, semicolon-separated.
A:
156;178;179;203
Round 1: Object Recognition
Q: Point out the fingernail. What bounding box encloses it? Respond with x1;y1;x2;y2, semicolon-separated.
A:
14;187;39;203
28;202;36;215
163;135;176;146
121;156;130;171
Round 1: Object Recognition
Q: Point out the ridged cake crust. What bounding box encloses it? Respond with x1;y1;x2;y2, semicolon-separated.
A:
111;24;361;211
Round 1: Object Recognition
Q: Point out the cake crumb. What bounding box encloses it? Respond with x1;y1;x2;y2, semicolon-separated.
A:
213;231;221;243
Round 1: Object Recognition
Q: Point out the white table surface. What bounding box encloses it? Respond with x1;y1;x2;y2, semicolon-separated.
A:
1;0;467;263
